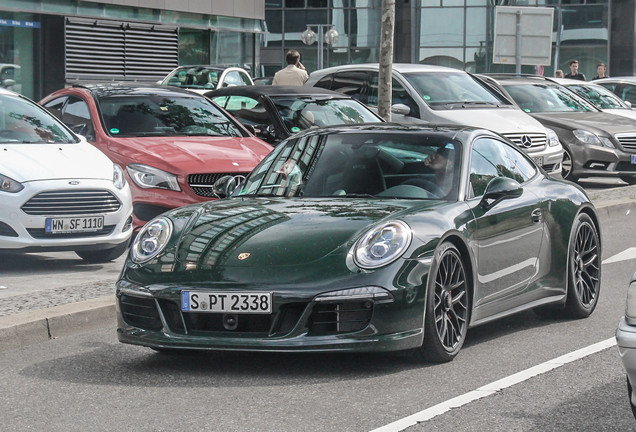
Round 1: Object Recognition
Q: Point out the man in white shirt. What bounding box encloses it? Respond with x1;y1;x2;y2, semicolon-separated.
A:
272;50;309;86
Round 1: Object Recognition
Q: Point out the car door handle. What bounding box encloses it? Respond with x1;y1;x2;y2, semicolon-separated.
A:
531;208;542;223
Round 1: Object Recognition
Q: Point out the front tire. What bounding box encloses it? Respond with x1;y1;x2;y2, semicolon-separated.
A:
627;376;636;420
564;213;601;318
417;241;469;363
75;241;129;263
561;149;578;182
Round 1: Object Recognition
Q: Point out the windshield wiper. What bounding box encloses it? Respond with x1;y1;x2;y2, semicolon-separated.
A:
339;193;376;198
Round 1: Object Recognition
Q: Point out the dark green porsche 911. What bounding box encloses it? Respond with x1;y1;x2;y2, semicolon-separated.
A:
116;124;600;362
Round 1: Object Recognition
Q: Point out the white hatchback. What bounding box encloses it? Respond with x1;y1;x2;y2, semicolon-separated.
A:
0;88;133;262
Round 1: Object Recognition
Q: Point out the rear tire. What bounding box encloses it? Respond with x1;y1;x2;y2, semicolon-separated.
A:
75;241;129;263
627;376;636;420
416;241;469;363
564;213;601;318
561;149;578;182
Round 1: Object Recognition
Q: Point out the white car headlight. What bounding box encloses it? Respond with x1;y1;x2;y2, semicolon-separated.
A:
131;217;173;264
572;129;613;147
626;280;636;324
0;173;24;193
113;164;126;190
545;128;560;147
126;163;181;191
354;220;412;269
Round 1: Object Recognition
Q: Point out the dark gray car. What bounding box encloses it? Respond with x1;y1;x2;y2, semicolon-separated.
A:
479;75;636;184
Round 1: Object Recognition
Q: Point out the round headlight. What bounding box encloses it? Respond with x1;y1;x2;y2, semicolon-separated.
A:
131;217;173;264
354;220;412;269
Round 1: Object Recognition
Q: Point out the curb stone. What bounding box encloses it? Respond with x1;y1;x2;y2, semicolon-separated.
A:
1;196;634;352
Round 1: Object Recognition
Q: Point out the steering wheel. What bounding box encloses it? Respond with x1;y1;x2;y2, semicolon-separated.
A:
401;178;443;198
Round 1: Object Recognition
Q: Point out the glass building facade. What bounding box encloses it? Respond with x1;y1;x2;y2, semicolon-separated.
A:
0;1;265;101
263;0;614;81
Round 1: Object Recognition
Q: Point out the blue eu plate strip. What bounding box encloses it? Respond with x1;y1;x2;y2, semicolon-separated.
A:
181;291;190;311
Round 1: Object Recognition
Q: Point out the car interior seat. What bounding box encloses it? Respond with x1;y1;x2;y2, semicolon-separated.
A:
340;153;386;195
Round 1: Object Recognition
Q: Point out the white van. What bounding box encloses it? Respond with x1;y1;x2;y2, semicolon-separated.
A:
306;63;563;176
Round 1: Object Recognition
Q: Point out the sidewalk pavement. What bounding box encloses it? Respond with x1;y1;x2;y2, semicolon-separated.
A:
2;185;636;352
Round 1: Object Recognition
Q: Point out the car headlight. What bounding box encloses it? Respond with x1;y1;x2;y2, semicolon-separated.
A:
572;129;613;148
545;128;560;147
131;217;173;264
113;164;126;190
626;280;636;325
0;173;24;193
126;163;181;191
354;220;412;269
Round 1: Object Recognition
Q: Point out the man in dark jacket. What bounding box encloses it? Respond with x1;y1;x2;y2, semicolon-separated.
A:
564;60;586;81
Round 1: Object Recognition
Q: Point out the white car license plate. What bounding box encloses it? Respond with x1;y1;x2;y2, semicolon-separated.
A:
45;216;104;234
181;291;272;314
533;156;543;166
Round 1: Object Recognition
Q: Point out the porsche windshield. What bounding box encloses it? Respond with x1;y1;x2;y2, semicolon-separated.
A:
0;94;77;144
504;84;596;113
270;97;381;133
238;132;462;200
98;95;243;137
403;72;505;107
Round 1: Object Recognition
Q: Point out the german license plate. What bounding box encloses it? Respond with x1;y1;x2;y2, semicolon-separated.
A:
631;155;636;164
533;156;544;166
181;291;272;313
45;216;104;234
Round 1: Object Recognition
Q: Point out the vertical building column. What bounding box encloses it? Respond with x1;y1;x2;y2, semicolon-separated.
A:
610;0;636;76
395;0;412;62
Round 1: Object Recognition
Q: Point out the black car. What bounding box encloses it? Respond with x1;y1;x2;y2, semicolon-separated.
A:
479;74;636;183
204;86;383;145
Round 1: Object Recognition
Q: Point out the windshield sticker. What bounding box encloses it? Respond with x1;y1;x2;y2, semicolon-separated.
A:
110;128;120;134
423;95;431;101
445;143;454;150
291;127;300;133
523;108;531;112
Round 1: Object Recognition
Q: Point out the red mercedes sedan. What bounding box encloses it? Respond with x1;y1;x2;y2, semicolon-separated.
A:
40;83;273;229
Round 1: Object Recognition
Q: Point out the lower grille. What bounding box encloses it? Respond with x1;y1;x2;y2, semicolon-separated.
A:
27;225;115;239
0;222;18;237
21;189;122;215
120;295;163;331
616;162;636;172
308;300;373;334
615;134;636;152
183;312;273;334
188;173;248;198
502;133;547;152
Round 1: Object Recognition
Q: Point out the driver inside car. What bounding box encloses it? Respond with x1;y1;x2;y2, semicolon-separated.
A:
402;144;456;197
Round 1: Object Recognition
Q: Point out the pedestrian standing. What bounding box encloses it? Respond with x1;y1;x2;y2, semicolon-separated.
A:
272;50;309;86
592;63;609;80
555;69;564;78
564;60;586;81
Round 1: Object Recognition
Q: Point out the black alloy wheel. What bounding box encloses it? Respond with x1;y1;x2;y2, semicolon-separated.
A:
419;241;469;362
565;213;601;318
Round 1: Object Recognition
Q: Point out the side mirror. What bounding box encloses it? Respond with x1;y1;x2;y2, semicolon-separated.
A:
243;124;256;135
626;100;633;108
1;79;16;88
480;177;523;209
391;104;411;116
213;175;245;198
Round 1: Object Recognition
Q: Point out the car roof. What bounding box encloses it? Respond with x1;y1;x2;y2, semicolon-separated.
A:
70;82;204;98
480;74;558;86
204;85;348;99
309;63;466;77
549;77;603;86
170;65;229;72
0;87;18;96
594;77;636;84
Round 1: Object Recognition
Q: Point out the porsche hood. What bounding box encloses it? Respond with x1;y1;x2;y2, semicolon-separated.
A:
171;198;439;267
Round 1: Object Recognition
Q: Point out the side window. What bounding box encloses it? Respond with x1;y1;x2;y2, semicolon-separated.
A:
330;71;368;102
469;138;533;198
211;96;229;108
223;96;271;127
620;84;636;105
314;75;333;90
223;71;243;87
597;82;617;94
62;96;95;141
43;97;67;120
239;72;252;86
368;74;419;117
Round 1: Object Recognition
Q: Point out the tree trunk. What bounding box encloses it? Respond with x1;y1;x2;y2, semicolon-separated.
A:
378;0;395;122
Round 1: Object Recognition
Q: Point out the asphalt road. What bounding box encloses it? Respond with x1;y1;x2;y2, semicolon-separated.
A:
1;181;636;431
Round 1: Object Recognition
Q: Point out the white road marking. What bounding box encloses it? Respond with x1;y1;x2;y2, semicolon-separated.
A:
603;247;636;265
369;337;617;432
